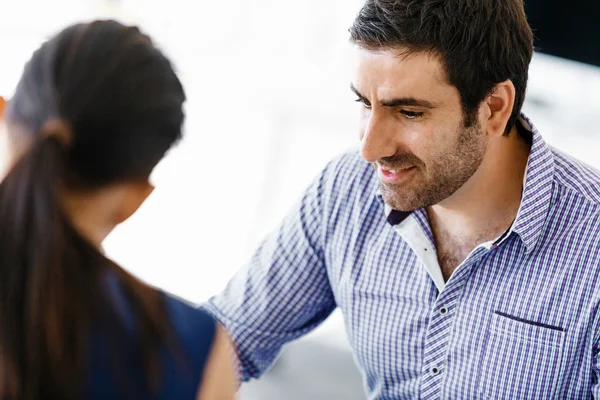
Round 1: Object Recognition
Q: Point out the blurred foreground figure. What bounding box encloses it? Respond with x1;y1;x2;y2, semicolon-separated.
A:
205;0;600;398
0;20;236;400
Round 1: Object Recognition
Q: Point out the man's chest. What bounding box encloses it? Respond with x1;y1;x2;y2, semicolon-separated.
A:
432;225;505;281
435;240;474;281
328;233;598;399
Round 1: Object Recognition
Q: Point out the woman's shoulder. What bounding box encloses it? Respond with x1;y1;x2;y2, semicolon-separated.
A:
157;293;219;398
164;293;216;333
105;273;217;349
88;282;219;399
162;292;217;361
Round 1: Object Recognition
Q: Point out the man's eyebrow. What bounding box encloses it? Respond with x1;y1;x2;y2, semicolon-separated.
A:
350;83;367;101
380;97;438;109
350;83;438;109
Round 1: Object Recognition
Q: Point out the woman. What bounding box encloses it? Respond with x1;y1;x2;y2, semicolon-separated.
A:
0;20;237;399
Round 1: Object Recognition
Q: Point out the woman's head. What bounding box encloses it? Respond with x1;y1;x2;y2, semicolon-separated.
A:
0;20;185;399
4;20;185;242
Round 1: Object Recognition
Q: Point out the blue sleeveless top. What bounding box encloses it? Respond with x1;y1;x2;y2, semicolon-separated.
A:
86;283;216;400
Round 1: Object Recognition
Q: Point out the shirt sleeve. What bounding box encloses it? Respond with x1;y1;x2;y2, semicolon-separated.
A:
591;304;600;398
593;353;600;399
201;160;337;381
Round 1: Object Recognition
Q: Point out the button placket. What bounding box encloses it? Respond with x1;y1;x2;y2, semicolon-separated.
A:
420;258;478;399
430;366;441;376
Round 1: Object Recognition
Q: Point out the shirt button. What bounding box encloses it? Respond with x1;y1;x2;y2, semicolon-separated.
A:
439;307;448;316
430;366;441;376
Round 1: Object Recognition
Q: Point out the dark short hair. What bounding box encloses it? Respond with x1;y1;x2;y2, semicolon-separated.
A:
350;0;534;134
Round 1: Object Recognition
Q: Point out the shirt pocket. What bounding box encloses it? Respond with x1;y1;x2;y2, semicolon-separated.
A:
479;311;565;399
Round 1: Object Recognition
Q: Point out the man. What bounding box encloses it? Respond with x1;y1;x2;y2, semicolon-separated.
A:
203;0;600;398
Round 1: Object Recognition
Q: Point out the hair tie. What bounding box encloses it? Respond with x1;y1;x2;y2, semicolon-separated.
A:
40;119;73;148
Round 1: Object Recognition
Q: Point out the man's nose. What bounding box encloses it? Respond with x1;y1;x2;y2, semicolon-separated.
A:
359;113;397;163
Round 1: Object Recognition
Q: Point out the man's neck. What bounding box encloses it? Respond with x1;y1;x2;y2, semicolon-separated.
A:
427;127;531;244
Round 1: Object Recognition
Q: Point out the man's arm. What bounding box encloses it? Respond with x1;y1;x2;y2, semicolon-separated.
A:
593;349;600;398
201;162;337;381
591;304;600;398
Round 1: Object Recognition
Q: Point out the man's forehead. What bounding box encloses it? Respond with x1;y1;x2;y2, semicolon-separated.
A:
351;47;467;113
352;47;451;95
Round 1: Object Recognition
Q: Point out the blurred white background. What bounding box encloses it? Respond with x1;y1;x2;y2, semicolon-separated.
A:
0;0;362;302
1;1;599;398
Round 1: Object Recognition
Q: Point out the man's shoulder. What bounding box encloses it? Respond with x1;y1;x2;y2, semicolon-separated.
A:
551;147;600;206
322;150;377;194
315;151;382;220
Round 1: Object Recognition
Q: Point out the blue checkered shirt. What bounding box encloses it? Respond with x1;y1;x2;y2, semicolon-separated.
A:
203;116;600;399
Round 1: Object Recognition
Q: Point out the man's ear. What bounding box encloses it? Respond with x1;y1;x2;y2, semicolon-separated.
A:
115;182;155;224
481;80;516;137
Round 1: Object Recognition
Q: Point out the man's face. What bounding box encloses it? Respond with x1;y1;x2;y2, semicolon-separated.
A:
352;47;488;211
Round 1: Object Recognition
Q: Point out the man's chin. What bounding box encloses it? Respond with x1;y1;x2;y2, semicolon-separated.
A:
380;187;423;212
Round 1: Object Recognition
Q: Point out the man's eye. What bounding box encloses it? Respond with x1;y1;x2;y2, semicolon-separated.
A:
401;110;424;119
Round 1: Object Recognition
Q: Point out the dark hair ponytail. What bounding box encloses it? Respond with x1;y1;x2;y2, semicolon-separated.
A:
0;20;186;399
0;131;170;398
0;132;91;398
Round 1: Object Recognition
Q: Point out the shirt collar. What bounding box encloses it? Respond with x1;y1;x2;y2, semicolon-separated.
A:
376;114;555;255
509;115;555;254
